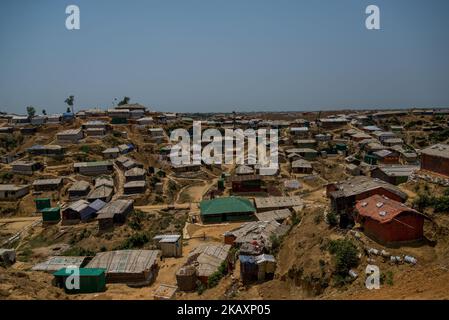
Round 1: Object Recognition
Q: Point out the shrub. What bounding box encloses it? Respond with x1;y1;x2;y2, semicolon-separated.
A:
118;232;150;249
291;212;301;226
80;145;90;153
196;282;206;295
326;211;338;227
128;210;146;230
0;172;13;183
328;239;359;278
413;193;449;213
269;234;282;255
381;271;394;286
207;261;227;288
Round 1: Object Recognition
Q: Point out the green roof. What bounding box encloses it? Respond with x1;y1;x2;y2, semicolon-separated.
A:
200;197;255;215
53;268;105;277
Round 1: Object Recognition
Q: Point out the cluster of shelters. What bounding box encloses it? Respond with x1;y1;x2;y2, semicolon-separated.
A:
176;244;232;291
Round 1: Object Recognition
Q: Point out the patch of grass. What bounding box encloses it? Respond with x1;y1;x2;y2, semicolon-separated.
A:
381;271;394;286
17;248;33;262
269;234;282;255
117;232;150;250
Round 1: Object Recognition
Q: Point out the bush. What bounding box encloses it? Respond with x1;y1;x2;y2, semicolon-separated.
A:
413;194;434;212
118;232;150;249
291;212;301;226
196;282;206;295
80;145;90;153
128;210;146;230
413;193;449;213
269;234;282;255
0;172;13;183
326;211;338;227
328;239;359;278
207;261;227;288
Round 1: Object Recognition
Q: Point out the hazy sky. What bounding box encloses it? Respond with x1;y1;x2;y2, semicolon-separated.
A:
1;0;449;114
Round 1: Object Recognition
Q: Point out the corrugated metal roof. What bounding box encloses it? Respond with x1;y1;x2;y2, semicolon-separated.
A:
254;196;302;209
86;250;159;274
329;176;407;200
154;234;181;243
255;209;292;222
32;178;62;186
0;184;29;191
355;194;422;224
97;199;133;218
68;180;90;191
187;244;231;277
32;256;86;272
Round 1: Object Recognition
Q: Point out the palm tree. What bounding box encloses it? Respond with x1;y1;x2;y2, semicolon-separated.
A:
118;96;130;106
64;95;75;113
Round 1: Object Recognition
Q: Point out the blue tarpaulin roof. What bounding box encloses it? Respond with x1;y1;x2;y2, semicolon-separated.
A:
239;255;255;264
89;199;107;212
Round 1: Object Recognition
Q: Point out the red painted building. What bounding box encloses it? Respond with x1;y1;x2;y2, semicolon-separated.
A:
355;195;425;244
326;176;408;227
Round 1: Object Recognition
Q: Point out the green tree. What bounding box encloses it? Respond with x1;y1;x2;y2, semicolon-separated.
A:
42;109;47;115
118;96;130;106
328;239;359;277
64;95;75;113
26;106;36;118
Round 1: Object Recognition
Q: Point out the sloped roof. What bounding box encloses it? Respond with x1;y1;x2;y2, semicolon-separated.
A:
68;180;90;191
66;199;90;213
355;194;423;224
32;256;86;272
226;221;289;247
255;209;292;222
329;176;407;200
421;144;449;158
125;167;146;177
291;159;312;168
254;196;302;210
200;197;255;215
32;178;62;186
97;199;133;218
186;244;231;277
86;250;159;274
0;184;29;191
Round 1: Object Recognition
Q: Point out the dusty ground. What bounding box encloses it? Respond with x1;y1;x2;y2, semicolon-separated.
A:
3;115;449;301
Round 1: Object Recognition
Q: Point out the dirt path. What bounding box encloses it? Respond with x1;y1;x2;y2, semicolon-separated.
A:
112;164;125;200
